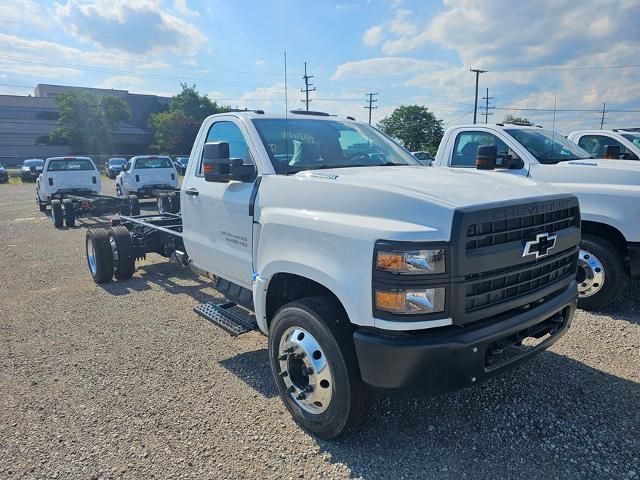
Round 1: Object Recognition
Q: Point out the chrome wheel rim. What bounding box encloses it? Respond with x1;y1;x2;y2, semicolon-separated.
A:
577;249;605;298
157;196;165;214
87;238;97;275
116;184;122;197
277;327;333;414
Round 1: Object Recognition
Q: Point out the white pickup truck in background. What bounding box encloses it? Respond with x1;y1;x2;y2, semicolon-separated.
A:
432;123;640;310
567;129;640;161
84;111;580;438
115;155;179;198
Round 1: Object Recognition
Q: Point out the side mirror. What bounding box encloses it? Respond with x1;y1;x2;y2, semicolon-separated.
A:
496;153;524;169
202;142;255;183
604;145;620;159
476;145;497;170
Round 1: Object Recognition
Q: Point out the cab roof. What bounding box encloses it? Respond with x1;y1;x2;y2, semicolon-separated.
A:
207;110;358;122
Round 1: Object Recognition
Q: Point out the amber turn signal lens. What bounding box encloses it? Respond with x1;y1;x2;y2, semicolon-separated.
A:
376;252;406;272
375;290;406;313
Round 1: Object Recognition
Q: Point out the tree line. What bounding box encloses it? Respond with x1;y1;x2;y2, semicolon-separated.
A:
50;85;533;157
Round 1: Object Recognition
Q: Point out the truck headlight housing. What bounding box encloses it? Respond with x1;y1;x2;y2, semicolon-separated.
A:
375;288;446;314
376;248;446;275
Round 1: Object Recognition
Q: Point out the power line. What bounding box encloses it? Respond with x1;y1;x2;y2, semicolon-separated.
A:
481;87;494;124
470;69;487;124
301;62;316;111
364;92;378;125
492;64;640;72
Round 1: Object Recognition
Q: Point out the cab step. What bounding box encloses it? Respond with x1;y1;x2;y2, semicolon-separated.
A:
194;301;258;336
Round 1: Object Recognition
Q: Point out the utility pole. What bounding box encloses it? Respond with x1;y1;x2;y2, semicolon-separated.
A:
364;92;378;125
301;62;315;111
481;87;494;124
470;68;487;124
600;102;607;129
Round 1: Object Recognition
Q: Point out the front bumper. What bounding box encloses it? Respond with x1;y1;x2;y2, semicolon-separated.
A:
354;282;577;390
628;242;640;278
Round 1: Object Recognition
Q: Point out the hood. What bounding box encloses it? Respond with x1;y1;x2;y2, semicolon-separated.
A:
295;166;563;208
529;159;640;186
258;166;570;243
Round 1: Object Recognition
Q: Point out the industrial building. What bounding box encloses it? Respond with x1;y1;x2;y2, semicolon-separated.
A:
0;84;170;166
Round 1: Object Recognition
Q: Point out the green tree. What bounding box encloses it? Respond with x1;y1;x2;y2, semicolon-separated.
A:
503;114;531;125
49;91;131;153
377;105;444;154
148;84;229;153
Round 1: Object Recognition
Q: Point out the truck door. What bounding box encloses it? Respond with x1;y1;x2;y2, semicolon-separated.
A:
449;130;529;176
181;120;256;288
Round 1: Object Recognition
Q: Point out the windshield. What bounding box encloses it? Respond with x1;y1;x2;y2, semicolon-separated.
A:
252;119;420;174
135;157;173;169
108;158;126;166
622;133;640;148
23;159;44;167
47;158;95;171
505;128;591;163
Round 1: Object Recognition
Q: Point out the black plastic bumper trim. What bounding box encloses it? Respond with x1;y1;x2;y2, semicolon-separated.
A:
354;282;576;390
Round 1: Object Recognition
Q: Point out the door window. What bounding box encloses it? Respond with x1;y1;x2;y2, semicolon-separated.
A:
451;131;510;167
578;134;638;159
198;121;251;175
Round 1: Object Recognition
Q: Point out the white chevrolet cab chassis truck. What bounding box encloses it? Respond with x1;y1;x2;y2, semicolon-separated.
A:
432;124;640;311
36;156;140;228
84;111;579;438
116;155;179;200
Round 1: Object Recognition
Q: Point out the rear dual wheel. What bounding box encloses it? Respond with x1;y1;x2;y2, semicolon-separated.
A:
51;200;63;228
86;227;135;283
157;193;180;214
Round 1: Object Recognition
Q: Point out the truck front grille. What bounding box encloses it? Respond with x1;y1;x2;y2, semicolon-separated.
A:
465;205;579;251
464;248;577;313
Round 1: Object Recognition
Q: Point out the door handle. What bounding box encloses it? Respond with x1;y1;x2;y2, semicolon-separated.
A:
185;188;199;196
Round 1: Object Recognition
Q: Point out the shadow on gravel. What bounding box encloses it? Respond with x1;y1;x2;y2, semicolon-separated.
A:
315;352;640;479
593;279;640;325
100;262;217;304
219;348;279;398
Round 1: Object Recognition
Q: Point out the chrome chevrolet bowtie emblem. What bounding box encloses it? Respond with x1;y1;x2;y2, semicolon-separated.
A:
522;232;557;259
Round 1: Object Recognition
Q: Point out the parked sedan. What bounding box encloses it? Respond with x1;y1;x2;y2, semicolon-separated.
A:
106;157;127;179
0;163;8;183
20;159;44;181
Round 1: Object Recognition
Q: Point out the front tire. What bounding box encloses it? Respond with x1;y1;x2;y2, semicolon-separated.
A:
86;228;114;283
51;199;63;228
268;297;370;439
577;234;627;310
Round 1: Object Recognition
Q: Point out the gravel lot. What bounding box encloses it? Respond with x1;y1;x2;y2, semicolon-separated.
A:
1;179;639;479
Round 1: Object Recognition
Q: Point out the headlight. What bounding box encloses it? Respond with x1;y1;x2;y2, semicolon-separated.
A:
376;248;446;275
375;288;446;314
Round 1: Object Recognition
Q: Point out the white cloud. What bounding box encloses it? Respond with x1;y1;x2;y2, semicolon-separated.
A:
55;0;207;56
173;0;199;17
331;57;442;80
256;59;267;66
336;3;358;10
362;26;384;47
1;0;49;27
97;75;146;90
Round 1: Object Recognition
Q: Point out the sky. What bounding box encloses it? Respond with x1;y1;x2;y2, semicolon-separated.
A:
1;0;639;134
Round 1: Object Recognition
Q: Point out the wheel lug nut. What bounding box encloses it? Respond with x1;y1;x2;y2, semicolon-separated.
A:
304;385;314;393
296;393;307;400
278;371;288;377
287;385;296;393
277;354;288;361
284;347;294;353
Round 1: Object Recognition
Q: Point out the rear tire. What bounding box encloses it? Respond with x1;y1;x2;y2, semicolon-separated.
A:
268;297;371;439
128;195;140;216
157;193;171;214
169;192;180;213
51;199;63;228
63;199;75;227
108;226;135;280
577;234;627;310
86;228;114;283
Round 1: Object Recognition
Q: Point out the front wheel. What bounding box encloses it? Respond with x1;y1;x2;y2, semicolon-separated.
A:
268;297;371;439
51;199;63;228
577;234;627;311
